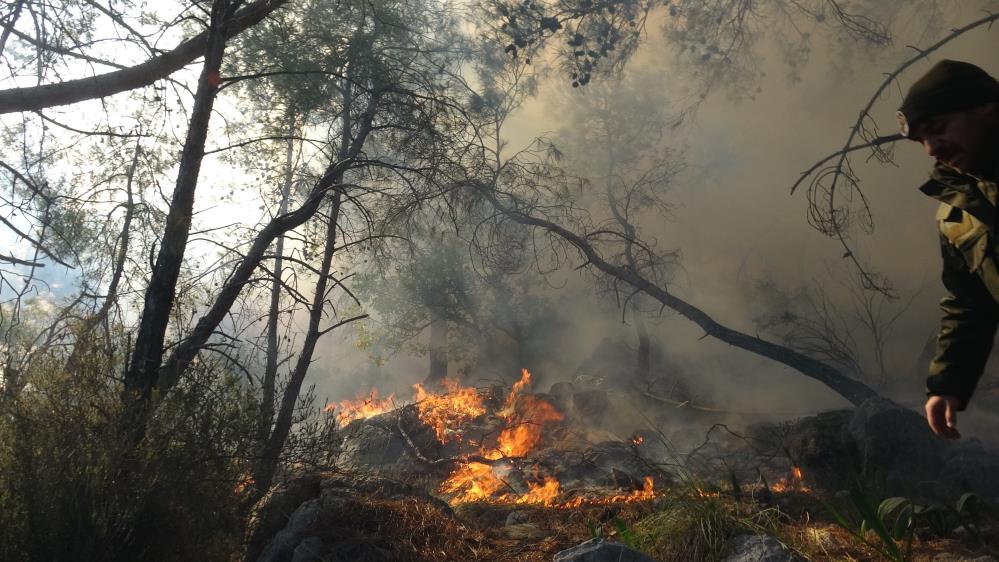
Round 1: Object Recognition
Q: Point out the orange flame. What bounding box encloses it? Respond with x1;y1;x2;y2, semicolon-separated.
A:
497;368;532;418
632;435;645;446
771;466;811;494
439;462;505;503
489;395;564;459
413;378;487;443
515;476;561;506
560;476;657;508
695;488;720;498
435;370;657;508
325;388;396;427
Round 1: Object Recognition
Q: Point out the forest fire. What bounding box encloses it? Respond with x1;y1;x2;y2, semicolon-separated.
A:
486;393;564;459
440;462;656;508
324;388;396;427
413;378;487;443
771;465;811;493
333;371;661;508
429;370;658;508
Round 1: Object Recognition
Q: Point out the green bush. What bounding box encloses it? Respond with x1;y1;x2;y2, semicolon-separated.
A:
0;338;258;562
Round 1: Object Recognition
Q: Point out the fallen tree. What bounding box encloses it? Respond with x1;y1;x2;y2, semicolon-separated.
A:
468;181;879;406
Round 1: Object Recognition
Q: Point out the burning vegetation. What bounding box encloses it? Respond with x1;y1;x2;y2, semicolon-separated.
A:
304;377;999;561
334;369;663;509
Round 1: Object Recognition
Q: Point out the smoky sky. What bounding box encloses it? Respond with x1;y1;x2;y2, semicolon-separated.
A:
313;1;999;438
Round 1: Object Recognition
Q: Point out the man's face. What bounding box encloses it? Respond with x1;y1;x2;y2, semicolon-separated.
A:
909;103;999;178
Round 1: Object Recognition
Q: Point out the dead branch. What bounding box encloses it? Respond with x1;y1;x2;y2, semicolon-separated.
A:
471;182;879;406
795;10;999;297
0;0;288;113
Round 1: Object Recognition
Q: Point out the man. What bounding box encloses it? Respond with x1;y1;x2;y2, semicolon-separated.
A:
896;59;999;439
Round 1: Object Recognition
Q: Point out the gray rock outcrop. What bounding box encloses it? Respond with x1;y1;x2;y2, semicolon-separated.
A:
553;538;657;562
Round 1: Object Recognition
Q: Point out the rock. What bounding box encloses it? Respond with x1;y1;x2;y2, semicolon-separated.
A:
848;398;944;496
553;538;656;562
935;438;999;501
722;534;805;562
504;523;544;540
505;510;529;526
244;474;323;562
782;410;855;493
549;381;576;411
256;498;322;562
573;389;609;423
337;412;411;472
545;441;661;492
290;536;325;562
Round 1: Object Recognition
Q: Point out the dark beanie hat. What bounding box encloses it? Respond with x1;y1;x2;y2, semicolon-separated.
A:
897;60;999;137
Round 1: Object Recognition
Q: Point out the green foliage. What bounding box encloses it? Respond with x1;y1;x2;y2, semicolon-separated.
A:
612;516;636;548
0;335;258;562
826;479;999;562
823;481;913;562
629;492;781;561
879;492;994;545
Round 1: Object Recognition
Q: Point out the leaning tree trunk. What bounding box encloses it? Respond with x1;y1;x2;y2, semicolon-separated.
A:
250;189;348;500
0;0;288;114
475;184;879;407
250;73;365;500
154;92;379;395
122;0;235;437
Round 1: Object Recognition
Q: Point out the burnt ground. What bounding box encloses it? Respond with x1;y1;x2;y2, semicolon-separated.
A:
248;478;999;562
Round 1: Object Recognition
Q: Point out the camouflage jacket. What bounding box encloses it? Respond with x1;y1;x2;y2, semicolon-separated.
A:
920;163;999;409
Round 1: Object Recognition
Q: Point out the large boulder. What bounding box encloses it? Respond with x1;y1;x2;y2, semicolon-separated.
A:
251;473;454;562
244;474;323;562
935;438;999;501
847;398;945;496
336;406;447;476
256;498;323;562
540;441;666;492
782;409;855;493
780;398;999;502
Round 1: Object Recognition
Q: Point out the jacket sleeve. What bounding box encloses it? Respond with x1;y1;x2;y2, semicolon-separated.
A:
927;233;999;409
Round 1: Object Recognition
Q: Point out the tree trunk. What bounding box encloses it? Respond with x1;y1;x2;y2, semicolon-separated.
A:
250;73;359;500
258;112;298;447
154;91;379;395
122;0;234;435
251;189;344;499
426;311;448;385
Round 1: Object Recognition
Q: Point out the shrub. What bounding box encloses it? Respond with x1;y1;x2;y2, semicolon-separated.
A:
0;337;258;562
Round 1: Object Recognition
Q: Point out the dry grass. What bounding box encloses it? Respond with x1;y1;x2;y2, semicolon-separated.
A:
306;486;999;562
306;493;660;561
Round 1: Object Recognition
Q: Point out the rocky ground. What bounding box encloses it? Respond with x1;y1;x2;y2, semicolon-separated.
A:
246;382;999;562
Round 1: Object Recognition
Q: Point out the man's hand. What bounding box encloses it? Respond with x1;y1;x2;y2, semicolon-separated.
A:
925;395;962;439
